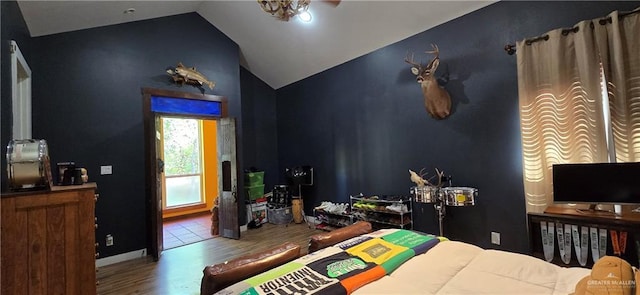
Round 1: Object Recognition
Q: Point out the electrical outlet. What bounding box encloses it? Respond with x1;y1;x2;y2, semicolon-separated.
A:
106;234;114;246
491;232;501;245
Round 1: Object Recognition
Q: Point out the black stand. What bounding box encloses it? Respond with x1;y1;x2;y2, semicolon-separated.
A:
576;204;615;217
434;200;446;237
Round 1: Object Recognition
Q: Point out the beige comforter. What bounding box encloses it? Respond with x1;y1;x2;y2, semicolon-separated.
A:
353;241;590;295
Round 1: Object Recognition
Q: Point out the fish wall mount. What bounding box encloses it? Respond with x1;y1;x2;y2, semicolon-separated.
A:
166;62;215;90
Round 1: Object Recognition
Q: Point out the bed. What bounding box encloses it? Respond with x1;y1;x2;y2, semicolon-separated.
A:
352;239;589;294
204;222;636;295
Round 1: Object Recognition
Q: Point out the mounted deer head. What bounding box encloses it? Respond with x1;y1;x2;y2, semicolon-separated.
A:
405;44;452;119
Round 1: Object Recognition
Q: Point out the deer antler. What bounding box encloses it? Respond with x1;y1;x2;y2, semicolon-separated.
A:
424;44;440;72
420;168;439;185
404;51;420;68
434;168;445;187
410;168;442;187
404;51;423;77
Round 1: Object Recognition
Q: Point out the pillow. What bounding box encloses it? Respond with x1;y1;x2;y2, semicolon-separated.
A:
308;221;372;253
573;256;635;295
200;242;301;295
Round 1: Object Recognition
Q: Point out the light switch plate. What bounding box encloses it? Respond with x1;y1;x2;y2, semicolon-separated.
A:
100;165;112;175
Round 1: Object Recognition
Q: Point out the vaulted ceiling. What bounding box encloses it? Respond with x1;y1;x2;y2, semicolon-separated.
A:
17;1;495;89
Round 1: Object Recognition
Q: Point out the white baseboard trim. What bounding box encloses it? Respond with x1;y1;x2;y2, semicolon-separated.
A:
95;222;300;268
96;248;147;267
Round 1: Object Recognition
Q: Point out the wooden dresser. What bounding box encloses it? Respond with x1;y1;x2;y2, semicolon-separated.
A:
1;183;98;295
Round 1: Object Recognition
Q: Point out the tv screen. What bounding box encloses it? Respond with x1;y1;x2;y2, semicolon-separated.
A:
552;162;640;205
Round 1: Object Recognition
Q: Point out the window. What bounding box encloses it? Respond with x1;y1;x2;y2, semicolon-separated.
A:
517;10;640;213
162;117;204;208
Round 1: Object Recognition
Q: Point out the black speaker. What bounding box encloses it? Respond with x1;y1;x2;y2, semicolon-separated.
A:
270;185;292;208
285;166;313;186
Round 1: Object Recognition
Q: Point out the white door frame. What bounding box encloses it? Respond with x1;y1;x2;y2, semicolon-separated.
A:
10;40;33;140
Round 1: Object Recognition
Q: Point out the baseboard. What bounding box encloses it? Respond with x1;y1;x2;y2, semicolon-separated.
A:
240;224;248;232
96;248;147;267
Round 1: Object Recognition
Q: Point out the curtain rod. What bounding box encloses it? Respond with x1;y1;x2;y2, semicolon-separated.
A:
503;7;640;55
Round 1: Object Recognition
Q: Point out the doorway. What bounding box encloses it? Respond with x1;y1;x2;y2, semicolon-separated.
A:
159;116;218;249
160;117;218;218
142;87;239;261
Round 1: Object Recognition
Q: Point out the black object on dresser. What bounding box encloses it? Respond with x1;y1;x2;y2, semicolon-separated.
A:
527;207;640;268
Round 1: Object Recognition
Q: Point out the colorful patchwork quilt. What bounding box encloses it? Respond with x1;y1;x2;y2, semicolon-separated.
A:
215;229;444;295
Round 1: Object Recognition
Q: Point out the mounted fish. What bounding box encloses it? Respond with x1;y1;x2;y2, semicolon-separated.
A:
166;62;215;89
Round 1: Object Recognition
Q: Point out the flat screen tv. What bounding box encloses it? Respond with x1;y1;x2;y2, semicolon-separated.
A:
552;162;640;205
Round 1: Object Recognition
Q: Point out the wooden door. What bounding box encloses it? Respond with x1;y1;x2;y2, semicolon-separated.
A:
217;117;240;239
152;115;164;260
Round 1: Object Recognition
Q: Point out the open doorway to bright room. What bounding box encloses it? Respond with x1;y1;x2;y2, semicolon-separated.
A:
159;117;218;249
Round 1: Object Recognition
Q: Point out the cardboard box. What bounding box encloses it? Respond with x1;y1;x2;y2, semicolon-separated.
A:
247;201;268;224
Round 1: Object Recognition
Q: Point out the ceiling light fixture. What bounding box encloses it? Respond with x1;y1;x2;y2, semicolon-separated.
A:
123;8;136;14
298;11;312;22
257;0;311;22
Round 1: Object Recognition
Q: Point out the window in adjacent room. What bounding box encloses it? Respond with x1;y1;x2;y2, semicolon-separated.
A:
161;117;205;209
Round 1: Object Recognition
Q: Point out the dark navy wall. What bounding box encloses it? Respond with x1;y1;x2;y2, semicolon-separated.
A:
1;0;32;191
26;13;242;257
275;1;639;253
240;67;279;191
3;0;637;258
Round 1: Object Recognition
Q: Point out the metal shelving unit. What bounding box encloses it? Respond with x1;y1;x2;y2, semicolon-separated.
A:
350;194;413;230
313;208;353;231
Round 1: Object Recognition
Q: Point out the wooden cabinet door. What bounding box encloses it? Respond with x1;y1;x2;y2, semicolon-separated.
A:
1;187;96;295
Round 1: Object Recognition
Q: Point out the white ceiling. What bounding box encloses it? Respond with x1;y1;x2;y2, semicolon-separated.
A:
17;0;495;89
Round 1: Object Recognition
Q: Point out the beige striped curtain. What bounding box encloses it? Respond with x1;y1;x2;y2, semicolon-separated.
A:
594;9;640;162
517;8;640;213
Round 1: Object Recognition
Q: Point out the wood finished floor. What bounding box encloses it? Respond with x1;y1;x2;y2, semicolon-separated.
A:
97;222;322;295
